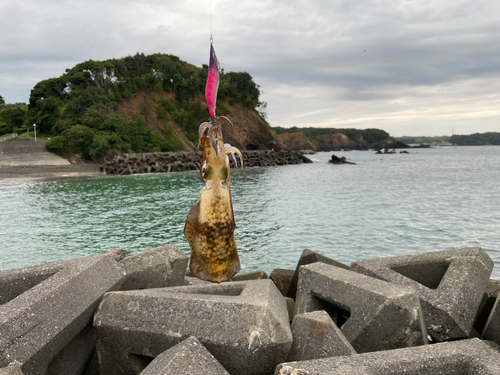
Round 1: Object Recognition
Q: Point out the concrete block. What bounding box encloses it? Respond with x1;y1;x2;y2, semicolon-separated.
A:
0;364;24;375
139;336;230;375
93;339;127;375
295;262;427;353
45;322;98;375
184;276;211;285
232;270;268;281
270;269;295;296
285;297;295;322
287;249;349;299
286;311;356;362
94;279;292;375
0;365;24;375
274;338;500;375
474;279;500;334
351;247;493;341
0;253;125;375
119;244;188;290
482;293;500;343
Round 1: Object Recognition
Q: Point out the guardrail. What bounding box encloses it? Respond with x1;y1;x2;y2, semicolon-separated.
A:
0;133;18;142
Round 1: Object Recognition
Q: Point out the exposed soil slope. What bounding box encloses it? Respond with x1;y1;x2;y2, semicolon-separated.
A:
117;91;281;152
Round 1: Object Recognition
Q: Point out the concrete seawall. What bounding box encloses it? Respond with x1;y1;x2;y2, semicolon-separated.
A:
0;139;69;166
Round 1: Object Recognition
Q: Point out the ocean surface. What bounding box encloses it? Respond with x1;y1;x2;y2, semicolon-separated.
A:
1;146;499;278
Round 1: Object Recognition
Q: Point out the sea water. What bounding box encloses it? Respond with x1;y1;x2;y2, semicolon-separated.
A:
1;146;499;277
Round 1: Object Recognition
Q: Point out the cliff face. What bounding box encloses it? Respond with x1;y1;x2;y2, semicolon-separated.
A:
117;91;280;152
277;132;315;151
313;133;369;151
218;101;282;151
279;132;370;151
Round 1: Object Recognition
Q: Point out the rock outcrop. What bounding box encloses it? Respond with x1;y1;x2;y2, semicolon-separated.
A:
328;154;356;164
277;132;314;151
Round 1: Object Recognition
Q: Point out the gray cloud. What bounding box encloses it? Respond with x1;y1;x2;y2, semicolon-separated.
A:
1;0;499;136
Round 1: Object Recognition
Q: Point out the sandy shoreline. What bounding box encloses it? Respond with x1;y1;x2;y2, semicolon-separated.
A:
0;163;104;182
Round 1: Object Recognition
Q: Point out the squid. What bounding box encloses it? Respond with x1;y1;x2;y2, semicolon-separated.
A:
183;37;243;283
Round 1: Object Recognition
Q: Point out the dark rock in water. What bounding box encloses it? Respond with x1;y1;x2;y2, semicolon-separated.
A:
328;154;356;165
385;141;411;149
400;150;410;154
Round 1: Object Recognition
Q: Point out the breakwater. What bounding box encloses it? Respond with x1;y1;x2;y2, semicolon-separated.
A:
1;245;499;374
100;150;312;175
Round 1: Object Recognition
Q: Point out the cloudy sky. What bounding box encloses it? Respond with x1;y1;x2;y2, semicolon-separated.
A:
1;0;499;136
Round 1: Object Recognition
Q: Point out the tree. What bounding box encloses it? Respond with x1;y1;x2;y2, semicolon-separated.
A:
25;52;266;159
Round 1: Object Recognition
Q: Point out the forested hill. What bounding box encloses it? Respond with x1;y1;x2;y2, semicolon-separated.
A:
450;133;500;146
273;126;393;151
18;53;271;159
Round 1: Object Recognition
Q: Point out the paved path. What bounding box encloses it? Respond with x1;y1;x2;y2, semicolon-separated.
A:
0;139;70;166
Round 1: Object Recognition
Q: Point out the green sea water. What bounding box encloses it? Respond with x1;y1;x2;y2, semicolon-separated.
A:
1;146;499;278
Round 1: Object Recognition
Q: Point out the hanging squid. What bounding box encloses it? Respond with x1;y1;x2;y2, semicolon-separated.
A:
184;38;243;283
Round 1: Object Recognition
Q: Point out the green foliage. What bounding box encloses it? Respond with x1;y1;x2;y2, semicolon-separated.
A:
396;135;451;144
24;52;263;159
450;132;500;146
46;135;67;155
0;121;9;136
151;131;168;151
272;127;391;144
0;103;28;137
163;123;184;151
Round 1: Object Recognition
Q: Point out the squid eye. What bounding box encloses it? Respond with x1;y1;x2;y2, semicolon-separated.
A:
202;166;206;175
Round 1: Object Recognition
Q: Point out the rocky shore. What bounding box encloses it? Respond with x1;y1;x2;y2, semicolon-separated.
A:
100;150;313;175
1;246;499;374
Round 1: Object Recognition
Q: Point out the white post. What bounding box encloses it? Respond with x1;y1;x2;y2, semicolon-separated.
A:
34;124;37;142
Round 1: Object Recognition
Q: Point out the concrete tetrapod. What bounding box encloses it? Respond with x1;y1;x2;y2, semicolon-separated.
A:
295;263;427;353
94;279;292;375
119;244;188;290
286;310;356;361
0;253;125;375
0;364;24;375
274;338;500;375
287;249;349;299
139;336;230;375
482;293;500;344
351;247;493;341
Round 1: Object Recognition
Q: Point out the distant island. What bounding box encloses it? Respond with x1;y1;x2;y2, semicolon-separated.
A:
396;133;500;146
